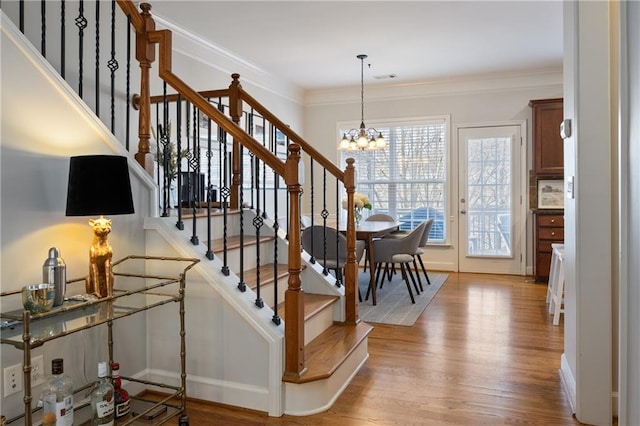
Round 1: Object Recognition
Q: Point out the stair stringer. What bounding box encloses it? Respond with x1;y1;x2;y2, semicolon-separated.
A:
144;217;286;417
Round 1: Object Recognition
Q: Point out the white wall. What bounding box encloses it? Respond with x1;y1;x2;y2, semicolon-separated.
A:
303;72;562;272
561;2;614;424
1;5;305;418
618;1;640;424
150;13;304;135
0;13;156;417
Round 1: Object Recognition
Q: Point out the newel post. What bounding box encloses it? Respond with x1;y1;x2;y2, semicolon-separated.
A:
344;158;359;324
283;143;307;380
133;2;156;175
229;73;242;209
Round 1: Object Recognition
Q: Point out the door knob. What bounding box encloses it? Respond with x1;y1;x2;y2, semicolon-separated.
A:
460;209;467;214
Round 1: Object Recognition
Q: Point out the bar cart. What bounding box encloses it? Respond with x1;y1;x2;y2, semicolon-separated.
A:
1;255;199;425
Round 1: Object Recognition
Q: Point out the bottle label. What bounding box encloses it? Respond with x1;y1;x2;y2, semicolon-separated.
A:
58;395;74;426
115;399;130;418
96;399;114;419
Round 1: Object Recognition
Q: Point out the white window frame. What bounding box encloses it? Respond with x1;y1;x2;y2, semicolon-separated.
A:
339;115;451;244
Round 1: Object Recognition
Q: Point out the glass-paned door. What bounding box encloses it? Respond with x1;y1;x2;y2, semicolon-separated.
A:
458;125;523;274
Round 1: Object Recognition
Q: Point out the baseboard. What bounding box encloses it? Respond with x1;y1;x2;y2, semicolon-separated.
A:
559;353;577;414
141;368;272;414
283;339;369;416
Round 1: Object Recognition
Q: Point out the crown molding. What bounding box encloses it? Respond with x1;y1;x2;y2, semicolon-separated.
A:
153;15;305;105
304;68;564;106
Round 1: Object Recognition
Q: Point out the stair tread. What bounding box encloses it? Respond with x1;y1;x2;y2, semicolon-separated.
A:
243;263;290;290
205;234;275;253
277;293;339;323
179;208;241;218
283;322;374;384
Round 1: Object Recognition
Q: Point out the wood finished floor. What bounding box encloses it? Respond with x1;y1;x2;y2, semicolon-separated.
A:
167;272;581;425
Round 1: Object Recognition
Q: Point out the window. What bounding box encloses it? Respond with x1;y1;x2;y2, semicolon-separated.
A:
341;117;449;243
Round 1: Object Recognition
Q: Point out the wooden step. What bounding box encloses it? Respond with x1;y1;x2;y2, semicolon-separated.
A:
205;234;275;253
282;321;374;384
243;263;290;290
277;293;339;324
178;207;241;218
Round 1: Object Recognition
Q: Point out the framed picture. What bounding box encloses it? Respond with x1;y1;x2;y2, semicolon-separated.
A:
537;178;565;209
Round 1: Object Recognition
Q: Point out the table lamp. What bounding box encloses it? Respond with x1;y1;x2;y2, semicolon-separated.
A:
65;155;135;298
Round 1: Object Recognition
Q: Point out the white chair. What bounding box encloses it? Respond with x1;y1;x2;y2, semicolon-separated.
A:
546;243;565;325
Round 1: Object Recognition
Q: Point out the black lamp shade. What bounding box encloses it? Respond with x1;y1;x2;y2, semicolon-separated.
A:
65;155;135;216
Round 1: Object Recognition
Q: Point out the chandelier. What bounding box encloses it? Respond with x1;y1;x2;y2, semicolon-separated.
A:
338;54;386;151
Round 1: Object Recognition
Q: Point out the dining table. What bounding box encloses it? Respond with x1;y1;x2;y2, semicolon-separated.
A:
340;221;402;305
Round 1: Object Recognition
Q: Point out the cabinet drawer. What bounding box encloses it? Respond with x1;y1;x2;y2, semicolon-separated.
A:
538;227;564;240
536;252;552;281
537;215;564;227
538;240;556;253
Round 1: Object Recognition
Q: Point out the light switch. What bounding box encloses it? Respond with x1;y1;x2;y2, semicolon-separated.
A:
567;175;575;199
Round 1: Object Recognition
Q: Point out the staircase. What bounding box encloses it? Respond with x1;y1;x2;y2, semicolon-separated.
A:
1;1;371;417
143;205;372;415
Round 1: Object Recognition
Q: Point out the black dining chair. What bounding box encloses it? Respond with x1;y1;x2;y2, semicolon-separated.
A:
301;225;365;284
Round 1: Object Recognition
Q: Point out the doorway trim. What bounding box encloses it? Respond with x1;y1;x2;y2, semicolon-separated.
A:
452;120;528;274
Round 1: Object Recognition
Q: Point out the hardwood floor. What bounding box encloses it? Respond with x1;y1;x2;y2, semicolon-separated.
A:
168;272;581;425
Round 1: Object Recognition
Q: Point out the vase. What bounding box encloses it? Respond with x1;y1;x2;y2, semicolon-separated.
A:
354;208;363;226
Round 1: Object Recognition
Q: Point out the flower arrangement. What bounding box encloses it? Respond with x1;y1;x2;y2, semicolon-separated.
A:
342;192;372;225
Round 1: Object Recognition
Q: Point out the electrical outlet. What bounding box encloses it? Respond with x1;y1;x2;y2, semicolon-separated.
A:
32;355;45;387
3;363;23;397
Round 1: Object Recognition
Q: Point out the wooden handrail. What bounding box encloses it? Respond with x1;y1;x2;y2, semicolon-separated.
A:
147;29;285;176
148;88;231;105
116;0;359;381
239;87;345;182
116;0;144;30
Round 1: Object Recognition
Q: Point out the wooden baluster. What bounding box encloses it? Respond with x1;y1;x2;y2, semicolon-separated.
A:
283;144;306;379
344;158;359;324
229;73;242;209
133;2;156;175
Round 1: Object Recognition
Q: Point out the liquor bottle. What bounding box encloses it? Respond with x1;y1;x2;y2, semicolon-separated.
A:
41;358;74;426
91;362;114;425
111;362;130;419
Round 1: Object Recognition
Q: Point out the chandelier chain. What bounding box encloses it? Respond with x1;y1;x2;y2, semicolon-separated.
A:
360;55;365;127
338;54;387;151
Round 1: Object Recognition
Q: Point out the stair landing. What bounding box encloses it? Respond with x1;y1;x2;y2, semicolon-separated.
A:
284;321;373;384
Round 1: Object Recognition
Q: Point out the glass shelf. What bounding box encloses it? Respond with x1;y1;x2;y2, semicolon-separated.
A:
0;255;200;426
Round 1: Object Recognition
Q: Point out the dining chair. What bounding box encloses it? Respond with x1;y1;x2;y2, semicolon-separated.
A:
366;214;395;222
384;218;434;289
362;214;396;272
367;221;427;304
301;225;365;284
412;218;434;288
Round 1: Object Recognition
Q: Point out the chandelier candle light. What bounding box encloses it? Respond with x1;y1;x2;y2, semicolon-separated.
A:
339;54;387;151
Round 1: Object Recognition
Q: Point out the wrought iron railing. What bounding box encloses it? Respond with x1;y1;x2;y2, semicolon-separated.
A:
4;0;360;382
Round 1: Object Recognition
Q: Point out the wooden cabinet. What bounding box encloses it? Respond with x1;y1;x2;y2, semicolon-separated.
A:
534;212;564;282
530;98;564;282
530;98;564;175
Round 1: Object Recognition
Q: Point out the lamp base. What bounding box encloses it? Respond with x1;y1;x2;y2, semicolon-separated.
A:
86;216;114;298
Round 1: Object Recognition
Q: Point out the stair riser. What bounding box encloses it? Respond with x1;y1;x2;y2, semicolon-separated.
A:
304;306;336;345
182;213;276;242
216;243;277;273
247;280;288;311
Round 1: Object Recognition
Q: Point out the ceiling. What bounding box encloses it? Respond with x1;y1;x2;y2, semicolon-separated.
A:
149;1;563;91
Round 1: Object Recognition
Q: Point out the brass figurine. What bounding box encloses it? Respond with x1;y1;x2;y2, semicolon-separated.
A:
87;217;113;298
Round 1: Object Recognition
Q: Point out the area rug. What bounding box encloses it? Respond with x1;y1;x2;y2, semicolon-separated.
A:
358;271;449;326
